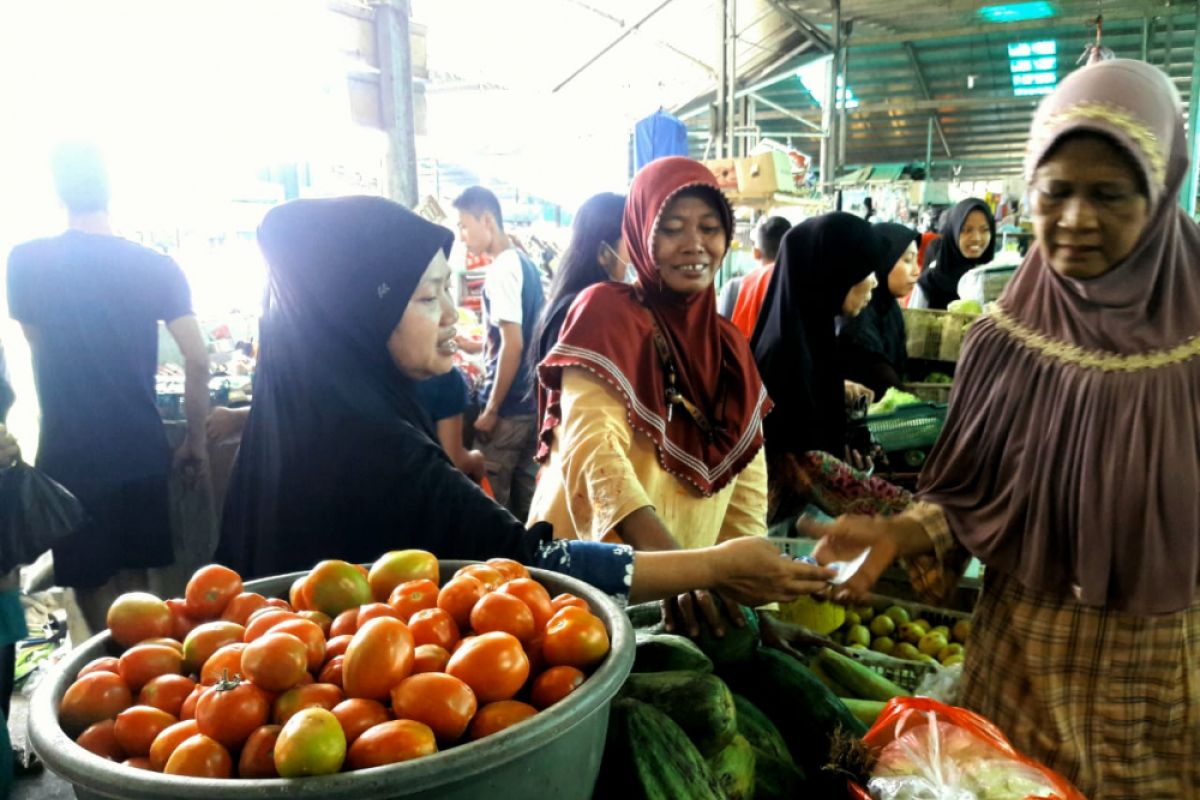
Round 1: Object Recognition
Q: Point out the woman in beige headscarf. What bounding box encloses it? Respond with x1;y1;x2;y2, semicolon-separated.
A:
808;59;1200;798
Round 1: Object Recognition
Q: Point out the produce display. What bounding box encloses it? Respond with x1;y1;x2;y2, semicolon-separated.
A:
58;553;611;779
867;387;922;416
946;299;984;316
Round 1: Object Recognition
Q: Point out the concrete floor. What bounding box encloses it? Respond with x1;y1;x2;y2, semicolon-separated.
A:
9;692;77;800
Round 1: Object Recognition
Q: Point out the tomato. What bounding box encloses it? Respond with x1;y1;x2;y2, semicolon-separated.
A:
529;666;586;710
551;593;589;613
468;700;538;740
267;618;326;672
329;608;360;638
325;634;353;660
265;597;293;611
241;632;309;692
445;632;529;704
387;580;439;620
163;733;232;778
331;698;390;745
274;707;346;777
194;676;271;750
368;549;439;602
486;558;530;582
185;564;243;620
457;564;508;592
342;617;414;701
497;579;555;629
77;656;120;680
408;608;460;650
199;643;247;686
182;621;245;673
390;673;476;743
524;636;546;676
346;720;437;770
237;724;281;778
123;756;153;770
542;607;610;669
113;705;177;757
452;635;476;654
412;644;451;674
244;609;299;642
165;598;200;642
220;592;269;626
138;673;196;717
273;683;344;725
142;637;184;652
116;644;182;692
107;592;173;648
470;592;536;643
307;560;372;617
59;671;133;735
298;610;333;637
357;602;402;628
317;656;344;687
148;719;199;771
436;575;485;630
75;719;125;761
289;575;314;612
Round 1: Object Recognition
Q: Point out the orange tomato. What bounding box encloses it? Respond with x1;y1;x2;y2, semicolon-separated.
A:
445;632;529;704
241;632;309;692
389;673;476;743
329;608;360;638
387;579;439;620
237;724;281;778
195;677;271;750
524;636;546;676
342;617;414;701
182;621;245;673
77;656;120;680
368;550;439;603
75;719;125;761
289;575;314;612
268;618;327;673
185;565;243;620
199;643;246;686
550;593;589;613
264;598;293;611
542;607;610;669
470;592;536;644
346;720;436;770
123;756;152;770
273;683;344;725
408;608;460;650
485;558;530;582
530;666;586;710
220;592;270;626
411;644;451;674
298;610;333;637
243;610;299;642
179;684;204;720
117;644;182;692
107;592;173;648
437;575;485;630
113;705;177;758
331;698;390;745
468;700;538;740
165;598;200;643
357;602;403;628
317;655;344;688
454;564;505;592
138;674;196;717
497;579;555;629
307;560;373;617
148;719;200;771
325;634;353;660
59;671;133;736
163;733;232;778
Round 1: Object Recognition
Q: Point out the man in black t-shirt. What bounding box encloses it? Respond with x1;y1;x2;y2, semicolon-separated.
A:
6;142;210;631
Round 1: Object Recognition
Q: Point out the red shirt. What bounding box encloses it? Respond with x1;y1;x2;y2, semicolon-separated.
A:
730;263;775;340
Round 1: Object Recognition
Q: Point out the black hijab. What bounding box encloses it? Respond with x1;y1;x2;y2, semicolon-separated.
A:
915;197;996;309
217;197;540;578
751;212;885;459
838;223;920;395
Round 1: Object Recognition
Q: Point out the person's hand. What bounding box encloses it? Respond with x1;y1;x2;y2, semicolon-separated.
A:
206;406;246;443
174;438;209;487
0;424;20;467
474;407;498;435
706;536;837;608
844;381;875;406
662;590;745;638
799;513;930;603
844;446;874;473
462;449;486;482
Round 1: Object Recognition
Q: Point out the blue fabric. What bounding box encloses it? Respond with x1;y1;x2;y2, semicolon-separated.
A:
482;252;544;417
634;110;690;170
416;367;469;422
534;540;634;605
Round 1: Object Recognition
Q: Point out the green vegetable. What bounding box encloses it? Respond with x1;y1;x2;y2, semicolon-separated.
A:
732;693;791;762
840;697;888;727
947;298;983;315
868;387;922;416
619;671;738;757
692;603;760;668
633;632;714;674
627;602;666;632
598;698;723;800
818;647;909;702
707;734;756;800
925;371;953;384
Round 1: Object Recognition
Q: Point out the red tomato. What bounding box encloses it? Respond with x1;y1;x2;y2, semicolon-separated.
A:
274;708;347;777
470;592;536;643
298;610;333;637
331;698;390;745
324;634;353;660
454;564;505;592
194;677;271;750
289;575;314;612
329;609;360;638
267;618;326;673
185;565;243;620
408;608;460;650
272;683;344;725
497;579;555;629
116;644;182;693
148;719;199;771
468;700;538;740
390;673;477;743
307;560;373;617
542;607;610;669
436;575;485;630
264;598;293;611
551;593;589;613
445;632;529;704
387;579;439;620
237;724;281;778
529;666;586;710
199;643;247;686
220;592;269;626
241;632;309;692
75;719;125;761
59;671;133;736
368;550;439;603
346;720;436;770
342;617;414;701
113;705;177;758
412;644;451;674
138;674;196;717
356;602;402;628
317;656;344;688
107;592;173;648
142;637;183;652
123;756;152;770
77;657;120;680
163;733;232;778
243;609;299;642
524;636;546;676
166;598;200;642
486;558;530;582
181;621;245;673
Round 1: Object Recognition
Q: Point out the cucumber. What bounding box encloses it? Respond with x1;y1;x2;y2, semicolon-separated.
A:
707;733;756;800
619;670;737;757
753;748;806;798
731;693;791;763
840;698;887;727
693;603;760;668
633;632;714;674
818;647;909;702
626;601;665;631
597;698;723;800
808;659;853;697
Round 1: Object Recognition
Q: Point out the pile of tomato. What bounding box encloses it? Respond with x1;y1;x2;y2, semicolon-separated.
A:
57;551;611;779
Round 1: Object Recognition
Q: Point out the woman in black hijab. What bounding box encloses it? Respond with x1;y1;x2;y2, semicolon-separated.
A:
837;223;921;397
217;196;835;607
911;198;996;309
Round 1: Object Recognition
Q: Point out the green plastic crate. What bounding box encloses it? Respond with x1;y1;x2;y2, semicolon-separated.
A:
867;402;948;456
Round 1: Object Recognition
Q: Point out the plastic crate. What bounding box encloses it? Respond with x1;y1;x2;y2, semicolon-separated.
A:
903;308;977;361
843;597;971;692
867;402;947;456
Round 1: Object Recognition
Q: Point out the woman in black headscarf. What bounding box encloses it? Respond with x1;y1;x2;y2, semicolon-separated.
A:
217;196;834;606
837;223;921;397
911;198;996;309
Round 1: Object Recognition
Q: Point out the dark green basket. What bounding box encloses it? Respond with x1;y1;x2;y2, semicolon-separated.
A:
867;402;948;455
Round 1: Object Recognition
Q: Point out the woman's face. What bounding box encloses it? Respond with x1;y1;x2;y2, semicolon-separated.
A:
653;194;727;295
1031;135;1150;280
598;238;628;283
957;210;992;259
387;251;458;380
842;273;878;317
887;241;920;298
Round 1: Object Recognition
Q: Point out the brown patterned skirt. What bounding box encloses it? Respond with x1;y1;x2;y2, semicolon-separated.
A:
962;573;1200;800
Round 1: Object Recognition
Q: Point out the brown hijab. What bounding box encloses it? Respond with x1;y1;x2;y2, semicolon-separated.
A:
918;59;1200;614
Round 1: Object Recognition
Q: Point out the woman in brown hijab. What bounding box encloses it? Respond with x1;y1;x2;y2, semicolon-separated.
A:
807;59;1200;798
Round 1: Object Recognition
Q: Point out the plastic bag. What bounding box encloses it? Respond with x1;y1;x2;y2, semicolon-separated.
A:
853;697;1085;800
0;462;86;574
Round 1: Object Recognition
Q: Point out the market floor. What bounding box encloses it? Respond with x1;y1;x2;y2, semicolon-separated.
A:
8;692;76;800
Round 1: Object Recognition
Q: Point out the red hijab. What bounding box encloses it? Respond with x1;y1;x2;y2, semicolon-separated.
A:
537;157;770;496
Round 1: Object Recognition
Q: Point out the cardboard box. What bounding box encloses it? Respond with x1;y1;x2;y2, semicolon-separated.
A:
702;159;739;191
735;151;796;195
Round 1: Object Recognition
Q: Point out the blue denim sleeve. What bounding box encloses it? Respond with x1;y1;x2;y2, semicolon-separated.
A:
533;540;634;606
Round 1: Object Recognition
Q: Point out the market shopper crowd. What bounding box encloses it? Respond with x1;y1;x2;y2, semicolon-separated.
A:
1;57;1196;797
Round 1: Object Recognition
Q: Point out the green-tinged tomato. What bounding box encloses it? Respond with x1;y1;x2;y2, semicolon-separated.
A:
368;550;439;603
274;708;346;777
308;561;373;617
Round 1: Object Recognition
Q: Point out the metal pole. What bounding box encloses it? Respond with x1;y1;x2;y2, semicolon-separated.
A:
1141;14;1150;62
1183;26;1200;215
376;0;418;207
727;0;737;158
716;0;728;158
925;116;934;177
552;0;679;92
838;23;849;166
825;0;841;188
